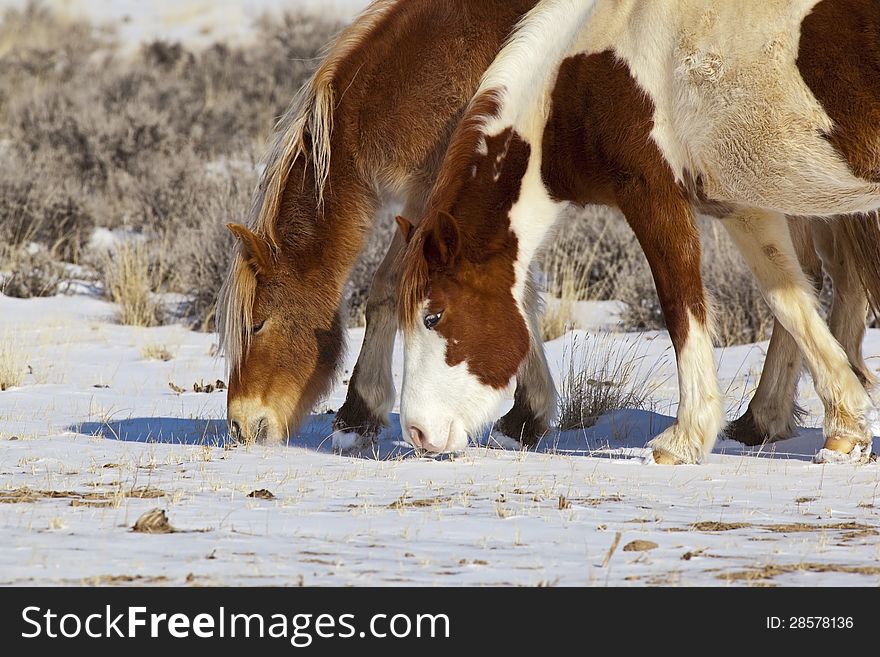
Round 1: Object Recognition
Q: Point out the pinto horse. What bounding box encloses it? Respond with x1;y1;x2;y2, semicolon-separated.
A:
397;0;880;464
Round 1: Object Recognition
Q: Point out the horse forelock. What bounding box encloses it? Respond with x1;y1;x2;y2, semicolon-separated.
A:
217;252;257;375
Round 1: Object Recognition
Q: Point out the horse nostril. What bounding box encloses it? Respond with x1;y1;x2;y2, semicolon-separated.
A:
229;420;242;442
408;425;425;449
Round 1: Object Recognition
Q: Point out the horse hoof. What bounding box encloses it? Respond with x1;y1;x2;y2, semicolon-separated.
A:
649;449;682;465
814;437;873;464
723;410;765;447
486;432;525;451
331;431;375;455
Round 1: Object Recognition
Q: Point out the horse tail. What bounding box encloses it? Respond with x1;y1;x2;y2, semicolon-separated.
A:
836;211;880;319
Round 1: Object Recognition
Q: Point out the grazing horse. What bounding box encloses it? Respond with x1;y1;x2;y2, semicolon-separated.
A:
397;0;880;464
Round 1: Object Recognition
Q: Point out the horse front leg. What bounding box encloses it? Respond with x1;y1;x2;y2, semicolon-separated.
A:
490;270;557;448
332;225;407;453
722;209;874;463
815;220;875;388
618;191;724;465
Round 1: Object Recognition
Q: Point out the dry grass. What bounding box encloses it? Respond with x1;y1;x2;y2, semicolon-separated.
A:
132;508;177;534
691;521;752;532
141;343;174;361
103;244;162;327
388;495;454;509
0;334;27;391
541;209;777;347
623;540;659;552
0;486;166;504
540;300;577;342
718;562;880;582
557;334;661;431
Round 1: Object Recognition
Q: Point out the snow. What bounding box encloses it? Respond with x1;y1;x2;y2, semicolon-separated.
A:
2;292;880;587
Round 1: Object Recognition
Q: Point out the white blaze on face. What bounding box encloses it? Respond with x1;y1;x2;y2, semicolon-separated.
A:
399;303;514;454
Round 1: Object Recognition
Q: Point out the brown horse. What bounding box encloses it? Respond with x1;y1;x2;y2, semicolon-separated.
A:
220;0;875;455
397;0;880;464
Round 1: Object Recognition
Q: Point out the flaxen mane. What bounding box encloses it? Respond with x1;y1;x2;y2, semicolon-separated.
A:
217;0;399;373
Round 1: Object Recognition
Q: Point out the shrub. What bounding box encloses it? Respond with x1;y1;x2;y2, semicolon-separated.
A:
102;243;163;327
0;245;65;298
0;4;340;329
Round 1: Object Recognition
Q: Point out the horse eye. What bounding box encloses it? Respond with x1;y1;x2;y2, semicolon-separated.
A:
423;312;443;330
252;320;266;335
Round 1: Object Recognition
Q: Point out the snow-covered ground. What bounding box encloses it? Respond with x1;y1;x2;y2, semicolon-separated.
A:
2;292;879;587
0;0;371;50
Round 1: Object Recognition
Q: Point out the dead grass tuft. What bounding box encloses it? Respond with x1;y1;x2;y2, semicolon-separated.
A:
388;495;453;509
719;562;880;582
557;334;660;431
623;540;659;552
0;335;27;391
132;508;177;534
141;343;174;361
0;486;166;505
692;521;752;532
103;244;163;327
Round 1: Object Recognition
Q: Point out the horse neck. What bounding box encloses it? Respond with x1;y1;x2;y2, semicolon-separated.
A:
273;156;377;295
451;119;562;306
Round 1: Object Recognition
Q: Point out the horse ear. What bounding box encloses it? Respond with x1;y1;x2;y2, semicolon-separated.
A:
395;215;415;244
227;224;274;275
423;211;461;267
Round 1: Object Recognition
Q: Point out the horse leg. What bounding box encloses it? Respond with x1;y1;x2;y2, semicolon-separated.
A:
722;209;873;463
725;218;821;445
332;219;410;452
814;220;875;388
618;195;724;465
491;270;557;448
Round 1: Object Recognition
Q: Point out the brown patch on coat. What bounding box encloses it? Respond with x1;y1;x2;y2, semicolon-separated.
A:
541;52;707;350
399;51;714;391
798;0;880;182
399;91;532;389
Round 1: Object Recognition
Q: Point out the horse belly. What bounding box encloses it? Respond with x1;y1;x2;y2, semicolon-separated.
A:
673;58;880;217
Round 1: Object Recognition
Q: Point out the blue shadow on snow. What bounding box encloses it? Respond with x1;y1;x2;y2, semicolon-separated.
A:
71;407;824;462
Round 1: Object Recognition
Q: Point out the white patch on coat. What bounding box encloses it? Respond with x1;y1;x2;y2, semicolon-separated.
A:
648;310;723;464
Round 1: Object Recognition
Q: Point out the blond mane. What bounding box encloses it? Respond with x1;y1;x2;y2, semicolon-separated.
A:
217;0;400;373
